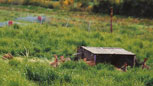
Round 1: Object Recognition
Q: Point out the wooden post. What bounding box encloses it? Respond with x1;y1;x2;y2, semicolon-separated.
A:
88;21;91;32
94;55;96;64
110;7;113;33
65;18;69;27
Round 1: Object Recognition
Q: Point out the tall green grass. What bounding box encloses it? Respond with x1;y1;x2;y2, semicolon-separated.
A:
0;6;153;61
0;5;152;86
0;59;37;86
0;22;152;61
0;59;152;86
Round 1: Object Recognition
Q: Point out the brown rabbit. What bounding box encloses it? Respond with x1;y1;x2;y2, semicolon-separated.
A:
2;53;13;60
50;55;59;67
142;58;150;70
121;62;128;72
83;58;96;66
60;56;65;63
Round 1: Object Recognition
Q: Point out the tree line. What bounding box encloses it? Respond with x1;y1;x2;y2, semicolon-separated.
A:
93;0;153;18
1;0;153;18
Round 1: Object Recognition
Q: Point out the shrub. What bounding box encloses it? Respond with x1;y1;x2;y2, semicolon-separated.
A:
93;0;112;14
93;0;153;18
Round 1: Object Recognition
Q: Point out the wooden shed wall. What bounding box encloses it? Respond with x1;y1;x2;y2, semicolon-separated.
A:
77;47;94;60
96;54;135;67
76;47;136;67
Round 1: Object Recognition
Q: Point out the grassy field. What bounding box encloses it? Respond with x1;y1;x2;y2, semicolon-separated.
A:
0;5;153;86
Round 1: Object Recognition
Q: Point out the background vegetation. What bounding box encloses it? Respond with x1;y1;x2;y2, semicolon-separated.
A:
1;0;153;18
0;58;153;86
0;5;152;60
93;0;153;18
0;3;152;86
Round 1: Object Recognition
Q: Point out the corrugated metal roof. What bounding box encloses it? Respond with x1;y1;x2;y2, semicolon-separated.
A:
82;46;135;55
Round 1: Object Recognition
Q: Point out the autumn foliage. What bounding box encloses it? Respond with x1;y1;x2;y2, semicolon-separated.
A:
0;0;74;8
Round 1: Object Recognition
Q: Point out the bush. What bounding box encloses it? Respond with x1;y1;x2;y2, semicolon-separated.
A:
1;0;54;9
93;0;112;14
93;0;153;18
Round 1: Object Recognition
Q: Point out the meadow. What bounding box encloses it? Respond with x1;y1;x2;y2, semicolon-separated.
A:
0;4;153;86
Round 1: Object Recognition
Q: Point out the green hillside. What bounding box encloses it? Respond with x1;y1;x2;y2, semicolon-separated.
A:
0;5;153;86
